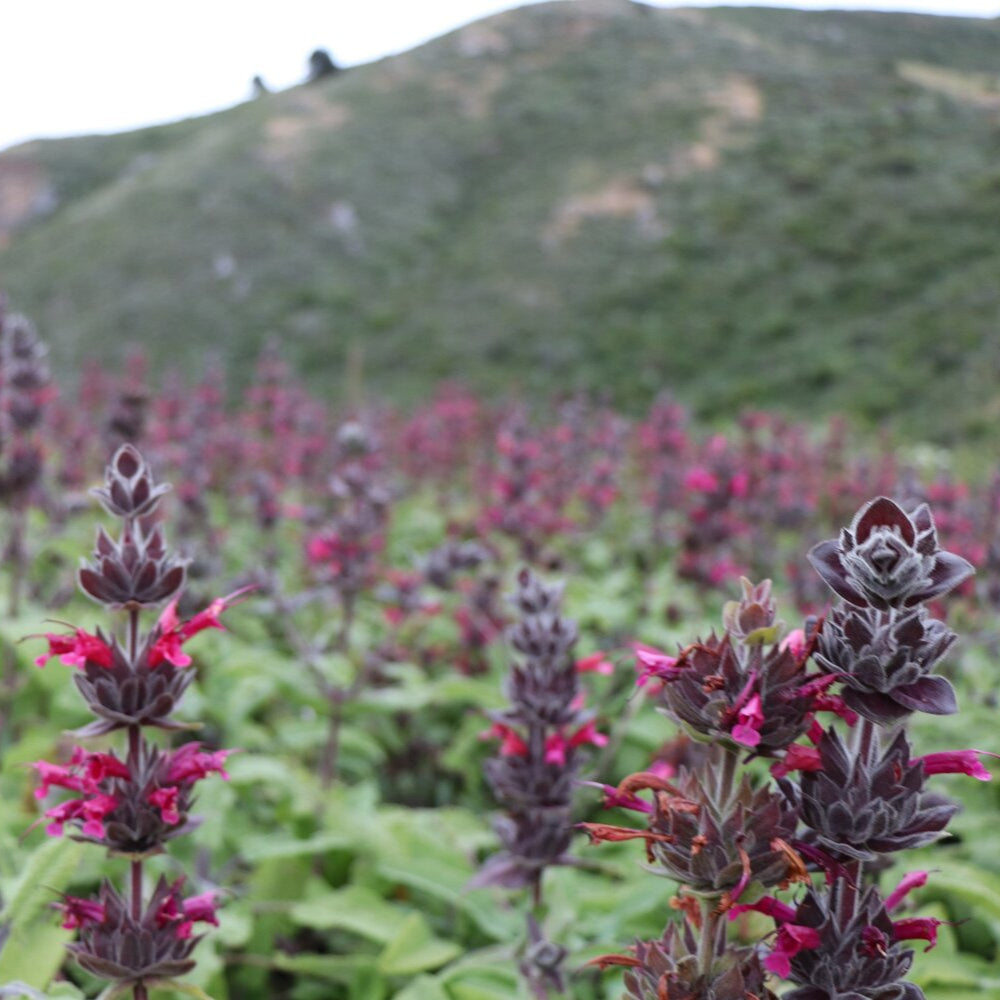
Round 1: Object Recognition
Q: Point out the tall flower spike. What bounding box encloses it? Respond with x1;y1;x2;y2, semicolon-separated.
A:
29;443;234;996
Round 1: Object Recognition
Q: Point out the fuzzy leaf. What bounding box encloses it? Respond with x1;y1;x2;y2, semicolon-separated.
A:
376;913;461;976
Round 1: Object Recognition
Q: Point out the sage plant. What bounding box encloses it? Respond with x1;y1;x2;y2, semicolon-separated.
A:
474;569;607;998
755;497;977;997
0;300;52;615
588;498;984;999
30;445;241;997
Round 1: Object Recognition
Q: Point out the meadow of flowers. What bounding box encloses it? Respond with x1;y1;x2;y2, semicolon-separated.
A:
1;300;1000;1000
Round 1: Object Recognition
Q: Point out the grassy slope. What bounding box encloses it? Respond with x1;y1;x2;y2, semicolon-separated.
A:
1;2;999;442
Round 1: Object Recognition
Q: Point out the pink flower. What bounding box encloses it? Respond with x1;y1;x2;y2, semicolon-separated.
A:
647;759;676;780
764;924;822;978
45;793;119;839
479;722;528;757
771;744;823;779
728;895;797;924
568;720;608;751
885;870;929;912
583;781;654;814
683;467;719;493
916;749;994;781
148;588;251;668
731;693;763;747
892;916;945;951
575;652;615;676
812;693;858;727
34;629;114;670
149;786;181;825
33;760;88;799
54;895;106;930
779;628;807;660
729;470;750;498
175;890;220;938
165;743;234;784
633;643;681;688
544;733;568;766
33;749;130;800
80;750;131;786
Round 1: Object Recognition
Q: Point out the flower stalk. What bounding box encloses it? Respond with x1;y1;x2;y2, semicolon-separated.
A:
30;445;240;995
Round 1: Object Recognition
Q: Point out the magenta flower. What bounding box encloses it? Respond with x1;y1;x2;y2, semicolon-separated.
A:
165;743;234;784
916;749;993;781
731;692;764;747
682;467;719;493
764;923;822;978
892;916;945;951
148;588;252;669
155;880;221;940
480;722;528;757
55;895;107;930
885;870;929;912
34;628;114;670
544;721;607;766
148;786;181;825
33;749;130;800
770;743;822;779
44;792;119;839
633;643;681;688
727;895;797;924
575;651;615;675
780;627;807;660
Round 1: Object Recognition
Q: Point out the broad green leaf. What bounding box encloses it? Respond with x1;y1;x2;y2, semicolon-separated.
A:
149;984;217;1000
923;862;1000;922
0;838;84;928
289;885;408;942
241;832;353;862
0;901;76;987
272;953;375;981
377;913;461;976
393;975;450;1000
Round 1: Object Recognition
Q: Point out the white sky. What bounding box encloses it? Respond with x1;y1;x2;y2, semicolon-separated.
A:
1;0;998;154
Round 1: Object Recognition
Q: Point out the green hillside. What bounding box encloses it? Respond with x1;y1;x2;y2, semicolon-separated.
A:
1;1;999;441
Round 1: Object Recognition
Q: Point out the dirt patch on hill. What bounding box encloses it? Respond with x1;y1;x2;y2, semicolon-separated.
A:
897;61;1000;111
0;152;55;248
542;74;763;247
542;177;664;247
258;94;351;173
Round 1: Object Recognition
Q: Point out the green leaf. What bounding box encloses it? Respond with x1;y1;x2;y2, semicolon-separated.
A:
923;862;1000;922
272;953;375;982
376;913;461;976
0;918;74;986
289;886;408;942
0;838;84;928
241;832;353;862
149;984;218;1000
393;976;450;1000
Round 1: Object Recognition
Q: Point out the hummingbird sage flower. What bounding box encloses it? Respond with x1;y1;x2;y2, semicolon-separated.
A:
30;444;239;999
474;568;606;999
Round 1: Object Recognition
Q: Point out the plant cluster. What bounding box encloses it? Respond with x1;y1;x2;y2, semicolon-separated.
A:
28;445;241;998
587;497;987;999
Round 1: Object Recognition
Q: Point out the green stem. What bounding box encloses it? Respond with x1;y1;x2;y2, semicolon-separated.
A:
697;898;719;978
713;743;739;814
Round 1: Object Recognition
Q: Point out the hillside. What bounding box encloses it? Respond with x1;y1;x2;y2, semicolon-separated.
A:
1;1;999;442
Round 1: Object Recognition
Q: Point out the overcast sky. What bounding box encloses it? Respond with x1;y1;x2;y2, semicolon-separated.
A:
2;0;997;153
